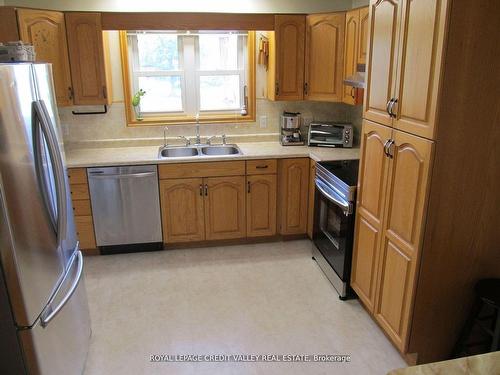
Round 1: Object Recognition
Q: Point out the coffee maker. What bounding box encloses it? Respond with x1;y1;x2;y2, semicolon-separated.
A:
280;111;305;146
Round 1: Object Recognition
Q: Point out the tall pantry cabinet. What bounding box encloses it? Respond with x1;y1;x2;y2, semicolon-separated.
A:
351;0;500;364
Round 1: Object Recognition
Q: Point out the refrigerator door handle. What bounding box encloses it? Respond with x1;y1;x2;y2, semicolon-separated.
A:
40;249;83;328
32;100;68;246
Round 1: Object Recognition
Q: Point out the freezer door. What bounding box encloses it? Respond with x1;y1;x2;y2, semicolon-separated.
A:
18;250;91;375
0;63;65;327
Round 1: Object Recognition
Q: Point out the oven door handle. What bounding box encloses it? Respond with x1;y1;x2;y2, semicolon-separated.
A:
315;178;352;215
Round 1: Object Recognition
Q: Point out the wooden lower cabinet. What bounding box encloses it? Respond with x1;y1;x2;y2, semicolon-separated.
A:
246;175;277;237
204;176;246;240
68;168;97;253
351;119;434;353
306;159;316;239
374;129;433;352
74;216;96;250
278;158;309;235
351;120;392;311
159;178;205;243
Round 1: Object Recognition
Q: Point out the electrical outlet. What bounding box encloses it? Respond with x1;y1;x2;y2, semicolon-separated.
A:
259;115;267;128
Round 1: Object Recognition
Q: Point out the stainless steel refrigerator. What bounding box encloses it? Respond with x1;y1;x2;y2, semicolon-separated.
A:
0;63;91;374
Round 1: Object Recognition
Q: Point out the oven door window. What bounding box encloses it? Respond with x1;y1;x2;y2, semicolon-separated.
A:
314;189;352;279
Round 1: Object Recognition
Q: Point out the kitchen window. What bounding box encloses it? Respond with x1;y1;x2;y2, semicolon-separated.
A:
120;30;255;125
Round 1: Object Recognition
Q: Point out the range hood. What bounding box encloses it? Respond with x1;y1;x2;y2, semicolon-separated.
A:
343;64;366;89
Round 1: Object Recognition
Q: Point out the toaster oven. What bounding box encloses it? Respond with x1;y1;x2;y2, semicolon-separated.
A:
308;122;353;148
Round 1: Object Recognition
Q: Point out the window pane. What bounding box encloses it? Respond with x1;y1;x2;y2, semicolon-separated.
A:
137;33;179;71
199;34;238;70
199;75;240;111
138;76;182;112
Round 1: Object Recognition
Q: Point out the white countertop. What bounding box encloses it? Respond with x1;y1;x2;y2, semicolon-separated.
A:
64;142;360;168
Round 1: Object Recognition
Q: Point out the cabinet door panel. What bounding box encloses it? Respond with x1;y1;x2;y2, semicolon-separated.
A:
375;129;434;351
160;178;205;243
351;120;392;310
65;12;107;105
357;7;369;65
306;160;316;239
393;0;448;139
351;215;380;309
376;240;412;345
305;13;345;102
17;9;72;106
364;0;402;126
247;175;277;237
357;120;392;222
278;158;309;235
385;130;434;257
205;176;246;240
272;15;305;101
343;9;359;105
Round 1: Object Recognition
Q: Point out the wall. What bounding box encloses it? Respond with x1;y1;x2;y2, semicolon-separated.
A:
60;31;362;148
351;0;369;8
4;0;353;13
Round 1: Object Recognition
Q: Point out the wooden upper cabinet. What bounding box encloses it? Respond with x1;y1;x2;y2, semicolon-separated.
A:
65;12;109;105
204;176;246;240
17;9;73;106
268;15;305;101
305;13;345;102
160;178;205;243
392;0;448;139
246;174;277;238
364;0;402;126
342;7;369;105
357;7;369;65
342;9;359;105
278;158;309;235
375;129;434;351
0;7;20;43
351;120;392;312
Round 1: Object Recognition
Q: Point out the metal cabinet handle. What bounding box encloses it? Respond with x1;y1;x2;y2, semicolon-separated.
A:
275;82;280;96
204;184;208;196
351;86;355;99
304;82;309;96
256;165;268;169
390;98;398;118
199;184;203;196
386;98;394;116
247;181;251;193
386;139;395;158
383;139;391;157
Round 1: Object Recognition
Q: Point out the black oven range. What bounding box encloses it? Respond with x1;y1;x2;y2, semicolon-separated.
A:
312;159;359;300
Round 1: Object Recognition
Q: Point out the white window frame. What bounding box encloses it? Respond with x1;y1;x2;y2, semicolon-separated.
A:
127;31;248;118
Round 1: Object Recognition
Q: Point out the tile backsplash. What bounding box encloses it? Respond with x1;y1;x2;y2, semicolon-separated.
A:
59;99;362;149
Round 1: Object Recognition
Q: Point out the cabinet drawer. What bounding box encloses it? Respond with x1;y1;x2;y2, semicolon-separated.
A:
70;183;89;200
67;168;87;185
72;199;92;216
246;159;277;175
74;215;96;249
159;161;246;179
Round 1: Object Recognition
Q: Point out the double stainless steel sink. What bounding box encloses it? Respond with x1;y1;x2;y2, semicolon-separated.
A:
159;144;242;159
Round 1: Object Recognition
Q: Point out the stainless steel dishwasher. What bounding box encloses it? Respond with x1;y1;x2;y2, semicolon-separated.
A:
88;165;163;254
